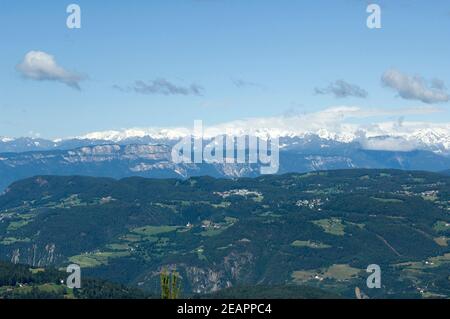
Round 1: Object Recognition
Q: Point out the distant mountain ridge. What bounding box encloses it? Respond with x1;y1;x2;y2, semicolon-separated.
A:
1;138;450;191
1;128;449;192
74;124;450;154
1;124;450;154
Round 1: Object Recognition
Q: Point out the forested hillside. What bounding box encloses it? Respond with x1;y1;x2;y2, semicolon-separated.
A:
0;261;152;299
0;169;449;298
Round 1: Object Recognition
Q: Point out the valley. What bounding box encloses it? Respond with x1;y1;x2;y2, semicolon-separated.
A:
0;169;449;298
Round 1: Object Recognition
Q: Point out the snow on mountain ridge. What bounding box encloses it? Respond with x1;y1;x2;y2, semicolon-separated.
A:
2;123;450;153
79;128;191;141
72;122;450;154
74;124;449;143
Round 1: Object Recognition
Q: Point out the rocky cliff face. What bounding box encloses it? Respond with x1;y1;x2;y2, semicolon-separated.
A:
160;251;255;294
1;139;450;191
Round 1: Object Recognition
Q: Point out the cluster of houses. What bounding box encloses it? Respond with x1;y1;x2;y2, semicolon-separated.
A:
295;198;326;210
420;190;439;198
201;220;222;230
185;220;222;230
214;189;262;199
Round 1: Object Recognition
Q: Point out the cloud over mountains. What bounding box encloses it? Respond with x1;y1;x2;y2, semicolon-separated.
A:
72;105;449;153
382;69;450;104
16;51;85;90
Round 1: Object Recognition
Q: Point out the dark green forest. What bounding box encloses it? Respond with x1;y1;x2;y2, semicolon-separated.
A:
0;169;449;298
0;261;152;299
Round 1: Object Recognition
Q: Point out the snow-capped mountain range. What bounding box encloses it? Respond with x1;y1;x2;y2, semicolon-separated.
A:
1;122;450;191
2;122;449;155
2;106;449;154
76;124;450;153
1;106;450;191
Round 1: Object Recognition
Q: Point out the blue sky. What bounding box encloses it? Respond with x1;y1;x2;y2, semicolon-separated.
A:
1;0;450;139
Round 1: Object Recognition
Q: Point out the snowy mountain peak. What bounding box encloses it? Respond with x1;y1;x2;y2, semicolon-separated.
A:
79;128;191;142
2;121;450;155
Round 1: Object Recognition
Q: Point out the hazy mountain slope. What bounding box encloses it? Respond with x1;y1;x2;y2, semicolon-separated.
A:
1;141;450;191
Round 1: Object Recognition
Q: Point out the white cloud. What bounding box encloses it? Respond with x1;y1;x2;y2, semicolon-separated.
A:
356;134;418;152
17;51;85;90
381;69;450;104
